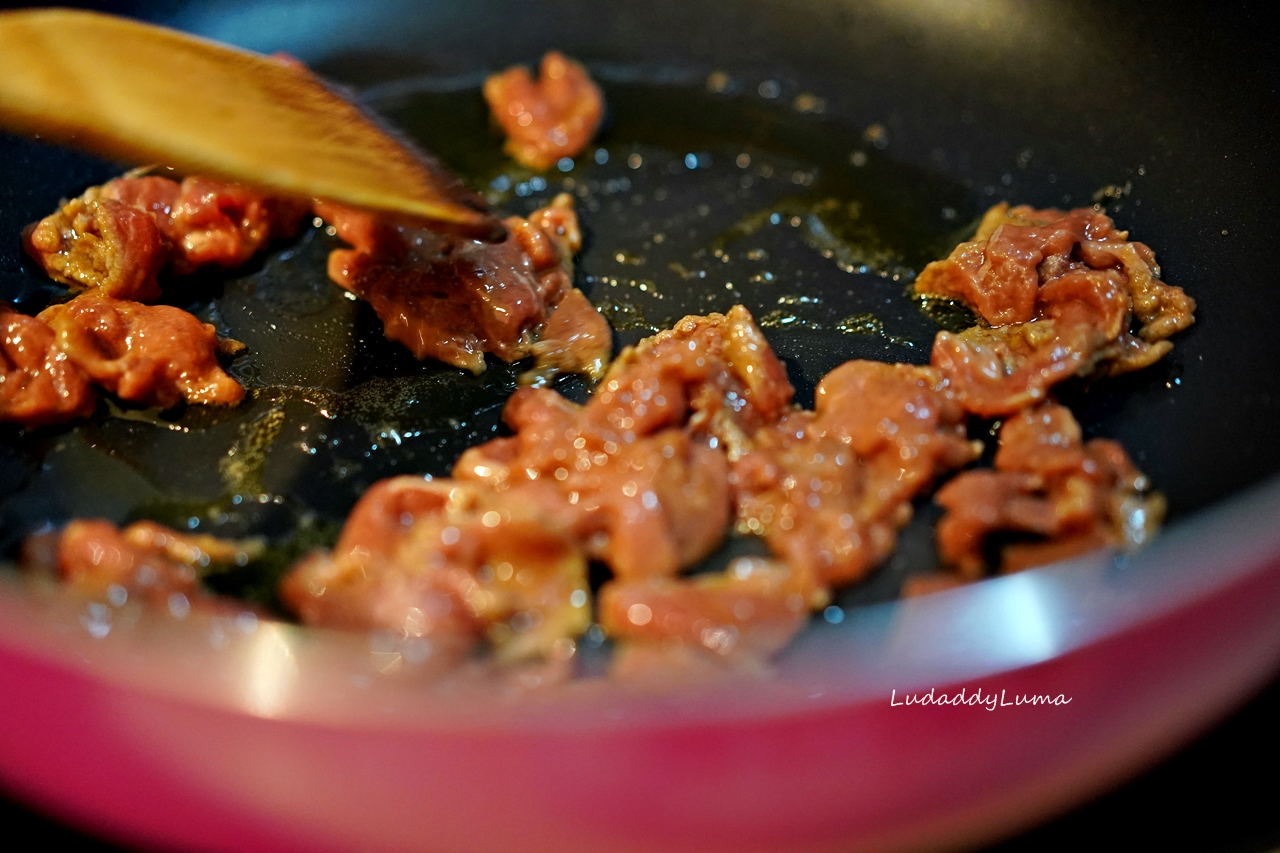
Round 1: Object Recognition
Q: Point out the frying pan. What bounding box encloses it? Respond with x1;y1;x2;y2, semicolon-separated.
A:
2;1;1279;851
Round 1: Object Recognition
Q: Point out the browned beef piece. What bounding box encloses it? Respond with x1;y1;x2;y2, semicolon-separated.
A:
482;51;604;170
934;403;1164;577
917;204;1195;417
317;193;610;378
39;295;244;409
22;519;261;609
23;174;306;301
733;360;980;597
280;476;589;664
0;304;97;427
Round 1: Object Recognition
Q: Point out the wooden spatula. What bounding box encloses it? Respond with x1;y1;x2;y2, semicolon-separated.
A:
0;8;499;237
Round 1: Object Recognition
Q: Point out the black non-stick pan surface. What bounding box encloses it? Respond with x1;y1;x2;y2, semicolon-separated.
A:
1;0;1279;850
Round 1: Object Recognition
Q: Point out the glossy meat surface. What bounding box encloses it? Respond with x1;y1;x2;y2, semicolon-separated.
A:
38;295;244;409
599;557;810;667
0;304;97;427
483;51;604;170
733;361;980;594
23;175;306;301
934;403;1164;576
318;193;609;377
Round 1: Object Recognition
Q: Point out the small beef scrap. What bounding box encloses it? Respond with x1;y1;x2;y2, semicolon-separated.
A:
523;288;612;385
23;174;307;302
21;519;262;608
1;304;97;427
916;204;1196;417
732;361;981;598
280;476;589;663
38;295;244;409
483;51;604;170
934;403;1164;577
317;193;610;377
